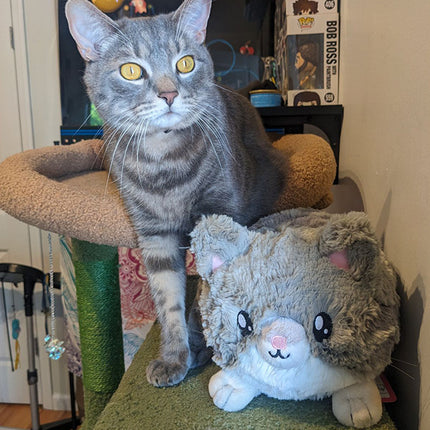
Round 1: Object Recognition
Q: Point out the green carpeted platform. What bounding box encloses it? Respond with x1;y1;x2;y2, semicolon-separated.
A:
94;292;397;430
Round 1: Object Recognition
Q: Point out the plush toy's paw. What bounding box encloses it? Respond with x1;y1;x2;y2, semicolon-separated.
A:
332;380;382;428
146;358;189;387
208;370;258;412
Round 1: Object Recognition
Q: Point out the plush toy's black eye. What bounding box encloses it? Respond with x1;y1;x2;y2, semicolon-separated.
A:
237;310;253;337
313;312;332;342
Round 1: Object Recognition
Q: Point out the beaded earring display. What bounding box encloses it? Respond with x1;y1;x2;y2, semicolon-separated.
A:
43;233;65;360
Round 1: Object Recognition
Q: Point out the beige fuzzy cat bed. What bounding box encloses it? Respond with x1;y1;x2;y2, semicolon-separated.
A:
0;135;335;246
0;134;378;429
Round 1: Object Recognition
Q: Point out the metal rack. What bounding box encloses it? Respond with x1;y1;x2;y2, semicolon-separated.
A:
0;263;80;430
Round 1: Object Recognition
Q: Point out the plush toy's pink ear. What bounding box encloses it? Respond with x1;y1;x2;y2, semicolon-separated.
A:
329;250;349;270
319;212;379;280
190;214;252;279
211;255;224;272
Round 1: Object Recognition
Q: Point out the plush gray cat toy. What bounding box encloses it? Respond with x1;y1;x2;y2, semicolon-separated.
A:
190;208;400;428
65;0;285;387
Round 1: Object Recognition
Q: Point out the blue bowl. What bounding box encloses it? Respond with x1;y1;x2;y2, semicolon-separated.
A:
249;90;282;107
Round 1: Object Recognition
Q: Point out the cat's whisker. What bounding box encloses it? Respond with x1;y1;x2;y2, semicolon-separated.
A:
212;82;237;95
198;105;235;162
133;103;169;128
133;101;158;114
105;114;138;193
136;119;152;188
391;357;419;367
98;131;117;168
119;126;140;192
97;13;132;47
188;101;226;142
113;109;160;192
99;110;136;163
190;103;236;165
98;106;132;138
198;117;228;164
74;101;105;133
133;120;146;187
388;363;415;380
129;110;157;186
123;119;148;170
95;108;133;168
193;115;223;162
194;118;223;169
65;99;109;170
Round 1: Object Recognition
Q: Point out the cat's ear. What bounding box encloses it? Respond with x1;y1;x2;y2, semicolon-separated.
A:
65;0;119;61
190;214;253;279
173;0;212;44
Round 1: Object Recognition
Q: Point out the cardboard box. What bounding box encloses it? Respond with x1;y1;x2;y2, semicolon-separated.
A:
283;13;339;105
275;0;338;47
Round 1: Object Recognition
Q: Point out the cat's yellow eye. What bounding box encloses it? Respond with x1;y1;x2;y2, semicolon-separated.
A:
176;56;195;74
120;63;143;80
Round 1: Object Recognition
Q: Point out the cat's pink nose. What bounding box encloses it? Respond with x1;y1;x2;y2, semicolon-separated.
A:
271;335;287;350
158;91;178;107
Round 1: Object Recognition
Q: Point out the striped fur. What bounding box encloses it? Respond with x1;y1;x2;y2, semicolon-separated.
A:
66;0;286;387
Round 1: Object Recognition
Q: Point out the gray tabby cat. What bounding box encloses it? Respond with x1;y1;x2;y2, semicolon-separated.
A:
65;0;285;387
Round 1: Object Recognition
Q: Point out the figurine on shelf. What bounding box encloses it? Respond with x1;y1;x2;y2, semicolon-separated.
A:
118;0;154;17
129;0;155;16
239;41;255;56
292;0;319;15
293;91;321;106
294;42;319;90
262;56;279;88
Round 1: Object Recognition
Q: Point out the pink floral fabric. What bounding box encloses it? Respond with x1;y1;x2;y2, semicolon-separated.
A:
118;247;197;368
118;247;157;329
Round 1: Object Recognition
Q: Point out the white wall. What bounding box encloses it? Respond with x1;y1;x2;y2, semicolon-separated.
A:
339;2;430;429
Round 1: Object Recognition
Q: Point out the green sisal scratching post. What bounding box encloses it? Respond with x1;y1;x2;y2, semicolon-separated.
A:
72;239;125;429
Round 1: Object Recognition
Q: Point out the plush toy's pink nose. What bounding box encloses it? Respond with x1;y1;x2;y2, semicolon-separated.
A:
271;335;287;350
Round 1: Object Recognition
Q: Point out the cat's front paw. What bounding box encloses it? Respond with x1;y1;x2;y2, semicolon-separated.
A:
208;370;257;412
146;358;189;387
332;380;382;428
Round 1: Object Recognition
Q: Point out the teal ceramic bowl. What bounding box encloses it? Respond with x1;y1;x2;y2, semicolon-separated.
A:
249;90;282;107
